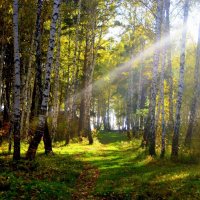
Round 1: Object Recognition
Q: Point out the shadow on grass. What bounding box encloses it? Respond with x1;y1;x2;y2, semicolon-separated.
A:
92;151;200;199
97;132;129;144
0;153;83;200
87;133;200;199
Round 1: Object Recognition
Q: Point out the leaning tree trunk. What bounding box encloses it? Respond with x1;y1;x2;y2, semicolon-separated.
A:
30;0;43;119
184;22;200;147
13;0;21;160
148;0;162;156
26;0;61;160
171;0;189;158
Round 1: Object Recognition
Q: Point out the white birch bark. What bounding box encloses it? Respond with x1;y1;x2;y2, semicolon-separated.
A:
160;0;167;157
13;0;21;160
52;14;62;141
166;0;174;127
72;0;82;118
149;0;162;156
27;0;61;159
136;39;145;129
185;21;200;146
172;0;189;158
0;47;4;106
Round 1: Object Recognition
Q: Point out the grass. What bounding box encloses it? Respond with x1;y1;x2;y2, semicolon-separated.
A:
0;132;200;199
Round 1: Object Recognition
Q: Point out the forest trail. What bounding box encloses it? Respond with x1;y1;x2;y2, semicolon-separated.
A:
72;162;99;200
1;133;200;199
72;133;128;200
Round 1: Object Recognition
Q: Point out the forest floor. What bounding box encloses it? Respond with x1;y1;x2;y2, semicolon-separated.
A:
0;132;200;200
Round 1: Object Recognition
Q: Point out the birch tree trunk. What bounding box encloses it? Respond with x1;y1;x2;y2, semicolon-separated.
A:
26;0;61;160
30;0;43;118
20;33;34;137
184;22;200;147
0;46;4;106
166;0;174;128
51;14;62;141
160;0;167;157
171;0;189;158
136;39;145;130
148;0;162;156
126;69;134;138
13;0;21;160
72;0;81;119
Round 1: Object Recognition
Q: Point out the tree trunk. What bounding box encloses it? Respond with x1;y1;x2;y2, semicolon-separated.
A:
20;33;34;137
171;0;189;158
136;39;145;130
72;0;82;119
160;0;167;158
0;46;4;106
78;31;94;144
166;0;174;129
30;0;43;119
148;0;162;156
13;0;21;161
26;0;61;160
126;69;134;138
64;32;72;144
184;21;200;147
51;14;62;141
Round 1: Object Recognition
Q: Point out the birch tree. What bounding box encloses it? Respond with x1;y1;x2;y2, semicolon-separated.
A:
78;0;98;144
165;0;174;128
71;0;82;119
171;0;189;158
13;0;21;160
31;0;43;118
160;0;166;158
0;46;4;106
26;0;61;160
51;14;62;141
148;0;162;156
185;21;200;147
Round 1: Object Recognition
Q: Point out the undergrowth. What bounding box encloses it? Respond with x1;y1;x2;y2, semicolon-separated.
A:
0;132;200;199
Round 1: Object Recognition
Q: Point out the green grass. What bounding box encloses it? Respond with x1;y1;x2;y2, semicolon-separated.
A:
0;132;200;199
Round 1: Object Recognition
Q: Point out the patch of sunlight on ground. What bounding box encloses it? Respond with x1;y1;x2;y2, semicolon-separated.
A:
155;172;190;183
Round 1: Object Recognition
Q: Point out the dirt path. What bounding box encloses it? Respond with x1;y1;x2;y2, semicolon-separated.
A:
72;162;99;200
